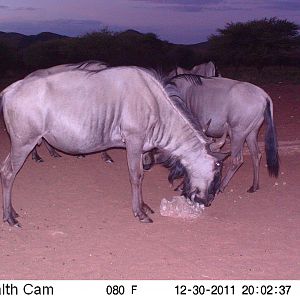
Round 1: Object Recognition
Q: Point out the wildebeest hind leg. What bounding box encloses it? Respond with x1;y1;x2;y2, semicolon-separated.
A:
44;140;62;158
125;137;153;223
246;130;262;193
31;147;44;163
219;134;245;192
1;145;33;226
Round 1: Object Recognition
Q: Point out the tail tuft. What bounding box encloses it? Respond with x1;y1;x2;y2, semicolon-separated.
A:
264;99;279;177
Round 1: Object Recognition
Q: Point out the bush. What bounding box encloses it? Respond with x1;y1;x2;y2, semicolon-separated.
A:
208;18;300;68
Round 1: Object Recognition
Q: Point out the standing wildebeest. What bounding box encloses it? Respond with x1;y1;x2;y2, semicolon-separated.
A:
169;75;279;193
26;61;113;164
0;66;227;226
145;75;279;193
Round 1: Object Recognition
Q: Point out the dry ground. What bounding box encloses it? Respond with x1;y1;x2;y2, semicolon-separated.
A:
0;83;299;280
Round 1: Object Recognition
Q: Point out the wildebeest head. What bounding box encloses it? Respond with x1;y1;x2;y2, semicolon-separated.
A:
143;122;229;206
179;150;229;207
143;147;229;207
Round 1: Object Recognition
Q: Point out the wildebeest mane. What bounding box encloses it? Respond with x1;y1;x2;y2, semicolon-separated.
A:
164;82;207;139
71;60;109;74
163;155;186;183
168;73;203;85
138;68;206;137
161;153;194;200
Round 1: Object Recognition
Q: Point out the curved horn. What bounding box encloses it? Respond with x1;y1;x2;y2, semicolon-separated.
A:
202;119;212;134
209;123;228;152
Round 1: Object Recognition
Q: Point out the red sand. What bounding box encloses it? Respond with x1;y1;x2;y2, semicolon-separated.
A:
0;84;299;280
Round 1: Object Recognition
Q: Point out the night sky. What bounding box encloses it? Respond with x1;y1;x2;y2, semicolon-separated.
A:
0;0;299;44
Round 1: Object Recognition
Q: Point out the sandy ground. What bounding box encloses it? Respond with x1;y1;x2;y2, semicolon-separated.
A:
0;83;299;280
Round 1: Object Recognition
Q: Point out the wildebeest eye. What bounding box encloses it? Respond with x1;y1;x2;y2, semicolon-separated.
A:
215;161;221;167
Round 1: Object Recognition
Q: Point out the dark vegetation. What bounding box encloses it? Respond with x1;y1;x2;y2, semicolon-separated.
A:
0;18;299;85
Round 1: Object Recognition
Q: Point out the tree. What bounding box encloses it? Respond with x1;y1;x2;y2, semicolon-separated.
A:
22;38;72;71
208;17;300;68
167;46;197;69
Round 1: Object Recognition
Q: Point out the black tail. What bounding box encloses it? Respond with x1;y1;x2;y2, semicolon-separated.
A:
264;98;279;177
0;92;3;113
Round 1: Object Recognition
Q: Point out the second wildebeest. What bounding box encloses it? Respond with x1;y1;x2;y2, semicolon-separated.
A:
0;65;227;227
145;75;279;193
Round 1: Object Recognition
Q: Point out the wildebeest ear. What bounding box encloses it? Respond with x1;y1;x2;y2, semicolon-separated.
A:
142;151;155;170
211;151;231;161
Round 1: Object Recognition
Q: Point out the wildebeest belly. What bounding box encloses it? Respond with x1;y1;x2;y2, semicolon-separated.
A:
43;122;123;154
35;92;126;153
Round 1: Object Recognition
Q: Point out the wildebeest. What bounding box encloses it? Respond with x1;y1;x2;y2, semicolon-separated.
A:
145;75;279;193
26;61;113;164
169;61;220;78
0;65;227;226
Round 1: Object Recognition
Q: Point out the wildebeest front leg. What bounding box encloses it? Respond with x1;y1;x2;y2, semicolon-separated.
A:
219;133;245;192
126;138;154;223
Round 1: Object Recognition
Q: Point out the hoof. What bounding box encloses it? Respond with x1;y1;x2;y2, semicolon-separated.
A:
101;152;114;164
134;211;153;223
34;158;44;163
143;204;154;214
4;216;21;227
105;159;114;164
247;186;258;193
139;216;153;223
